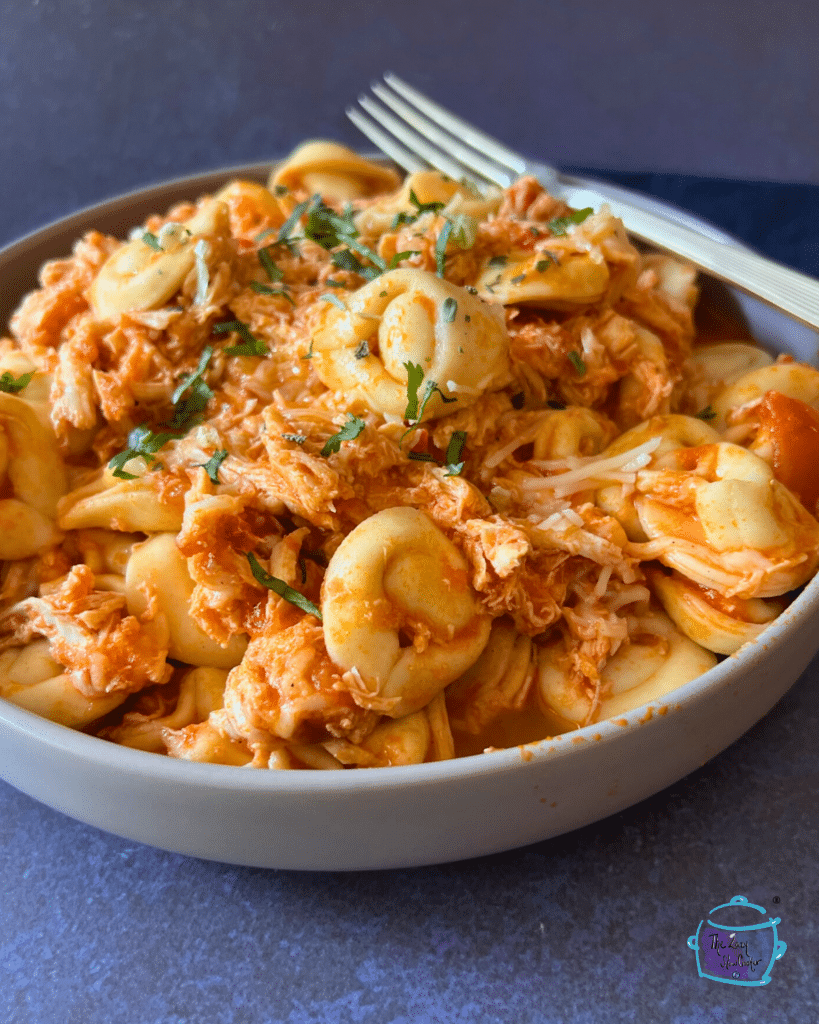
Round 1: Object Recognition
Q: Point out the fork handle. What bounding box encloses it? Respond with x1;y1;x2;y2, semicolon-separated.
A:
557;183;819;332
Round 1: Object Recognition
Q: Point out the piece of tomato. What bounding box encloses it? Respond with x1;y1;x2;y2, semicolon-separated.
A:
757;390;819;514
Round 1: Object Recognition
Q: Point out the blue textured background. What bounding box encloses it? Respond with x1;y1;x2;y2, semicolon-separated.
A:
1;2;818;1021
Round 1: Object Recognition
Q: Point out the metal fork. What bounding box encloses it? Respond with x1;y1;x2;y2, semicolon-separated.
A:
348;73;819;332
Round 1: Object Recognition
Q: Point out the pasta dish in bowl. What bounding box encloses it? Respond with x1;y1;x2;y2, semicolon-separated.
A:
0;143;817;868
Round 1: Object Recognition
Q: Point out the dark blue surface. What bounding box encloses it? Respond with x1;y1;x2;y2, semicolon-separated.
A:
2;2;819;1021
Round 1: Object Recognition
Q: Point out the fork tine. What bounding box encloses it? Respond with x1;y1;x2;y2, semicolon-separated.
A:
370;81;514;188
345;106;427;175
383;73;528;177
356;94;469;184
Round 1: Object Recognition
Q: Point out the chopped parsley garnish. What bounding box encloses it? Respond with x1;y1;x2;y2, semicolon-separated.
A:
568;350;587;376
273;184;289;196
258;247;284;281
409;189;446;216
442;297;458;322
277;196;313;242
320;413;366;456
344;235;387;273
0;370;33;394
547;207;593;236
354;340;369;359
141;231;162;251
445;430;467;467
199;449;228;484
435;219;453;277
321;293;347;311
325;279;345;288
246;552;322;620
488;255;507;268
407;429;467;474
301;339;314;360
169;345;214;426
281;432;307;444
401;361;455;443
403;361;426;421
448;214;477;250
331;248;377;278
536;250;560;271
510;273;526;285
109;425;182;480
214;320;268;357
303;198;358;250
109;347;216;479
388;250;420;269
249;281;295;303
696;405;717;420
465;286;478;295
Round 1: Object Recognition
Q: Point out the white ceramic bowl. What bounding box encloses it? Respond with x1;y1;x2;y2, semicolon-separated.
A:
1;165;818;871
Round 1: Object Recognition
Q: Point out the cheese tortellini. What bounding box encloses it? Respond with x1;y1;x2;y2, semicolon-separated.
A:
312;268;511;419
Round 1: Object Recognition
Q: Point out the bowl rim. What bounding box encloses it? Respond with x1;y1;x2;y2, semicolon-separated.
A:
1;160;818;795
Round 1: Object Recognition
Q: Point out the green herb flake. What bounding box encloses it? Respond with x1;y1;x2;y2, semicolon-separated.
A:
548;207;594;237
281;432;307;444
141;231;162;252
320;413;366;456
465;286;478;295
249;281;295;304
109;424;183;480
449;214;477;250
0;370;34;394
696;405;717;421
246;552;322;620
445;430;467;466
403;361;425;421
568;350;587;376
488;255;507;268
354;340;369;359
388;250;420;269
325;279;345;288
510;273;526;285
199;449;229;484
169;346;214;426
435;219;453;278
321;293;347;311
277;197;312;242
442;297;457;323
409;189;445;217
303;198;359;250
301;339;314;360
258;247;284;281
408;451;436;462
344;235;387;273
274;184;289;196
214;320;268;357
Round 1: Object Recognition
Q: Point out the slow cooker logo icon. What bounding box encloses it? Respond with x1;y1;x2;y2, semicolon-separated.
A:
687;895;787;986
